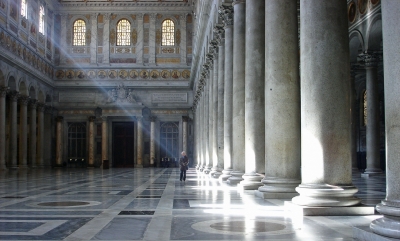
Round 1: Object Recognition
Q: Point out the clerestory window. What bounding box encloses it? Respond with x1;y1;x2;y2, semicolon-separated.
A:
73;19;86;46
117;19;131;46
162;19;175;46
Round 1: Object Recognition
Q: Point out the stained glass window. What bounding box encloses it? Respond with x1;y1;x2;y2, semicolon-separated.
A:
39;5;45;34
73;20;86;46
363;90;367;126
117;19;131;46
162;19;174;46
21;0;27;18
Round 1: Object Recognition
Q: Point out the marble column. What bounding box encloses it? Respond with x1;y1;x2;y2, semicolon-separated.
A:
0;87;8;170
358;53;382;176
239;0;265;190
90;13;98;64
369;1;400;238
182;116;188;155
180;14;187;64
19;95;30;169
257;0;301;199
55;116;64;167
220;4;234;182
103;13;110;64
36;103;45;167
60;14;67;65
136;116;144;168
350;65;359;171
101;116;108;164
292;0;360;207
211;45;222;178
29;100;37;168
8;91;18;169
229;0;246;185
88;116;95;167
199;94;205;171
150;116;156;167
203;81;210;173
215;26;228;181
149;13;156;65
205;62;214;174
136;14;144;64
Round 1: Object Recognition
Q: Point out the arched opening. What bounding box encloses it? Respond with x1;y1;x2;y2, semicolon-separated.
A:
67;122;87;167
159;122;179;167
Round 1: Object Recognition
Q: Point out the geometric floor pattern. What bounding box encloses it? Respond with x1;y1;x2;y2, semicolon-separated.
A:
0;167;386;240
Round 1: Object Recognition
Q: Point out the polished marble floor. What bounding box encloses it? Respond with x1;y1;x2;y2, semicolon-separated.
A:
0;168;386;240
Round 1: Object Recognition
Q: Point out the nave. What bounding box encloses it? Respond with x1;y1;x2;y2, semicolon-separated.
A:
0;168;385;240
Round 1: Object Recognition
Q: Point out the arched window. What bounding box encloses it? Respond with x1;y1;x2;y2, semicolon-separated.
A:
39;5;45;34
363;90;367;126
117;19;131;46
21;0;27;18
162;19;175;46
73;19;86;46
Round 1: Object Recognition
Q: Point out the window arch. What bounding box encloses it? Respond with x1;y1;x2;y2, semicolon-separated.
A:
39;5;45;34
162;19;175;46
73;19;86;46
117;19;131;46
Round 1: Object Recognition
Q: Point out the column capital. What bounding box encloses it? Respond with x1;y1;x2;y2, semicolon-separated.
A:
101;116;108;121
45;106;54;114
149;13;157;20
103;13;111;21
60;13;68;21
149;116;157;122
182;116;190;122
88;116;96;122
213;24;225;44
37;103;46;112
180;13;187;21
91;13;99;20
8;91;19;102
219;4;234;27
18;95;30;106
56;116;63;122
136;116;143;122
137;13;144;20
357;52;381;68
0;86;9;97
29;99;38;109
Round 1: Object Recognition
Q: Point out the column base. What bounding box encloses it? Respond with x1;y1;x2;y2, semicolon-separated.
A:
292;184;361;207
0;164;7;171
226;171;244;185
285;201;375;216
18;165;29;169
362;172;384;178
219;169;233;182
136;165;143;168
255;190;298;199
238;173;263;190
370;202;400;239
211;171;222;179
203;166;211;174
353;226;398;241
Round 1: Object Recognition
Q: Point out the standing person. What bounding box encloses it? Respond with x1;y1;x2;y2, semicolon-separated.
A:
179;151;189;181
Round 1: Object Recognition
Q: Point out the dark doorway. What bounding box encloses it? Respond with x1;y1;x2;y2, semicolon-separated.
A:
113;122;135;167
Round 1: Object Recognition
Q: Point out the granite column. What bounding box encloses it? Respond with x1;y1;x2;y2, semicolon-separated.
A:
0;87;7;170
228;0;246;185
292;0;360;207
150;116;156;167
29;100;37;168
55;116;64;167
36;104;45;167
101;117;108;166
257;0;301;198
240;0;265;190
369;1;400;238
211;45;222;178
136;117;144;168
88;116;95;167
9;91;18;169
19;96;30;169
359;53;382;176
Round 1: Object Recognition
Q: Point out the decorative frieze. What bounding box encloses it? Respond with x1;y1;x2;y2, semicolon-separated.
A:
59;92;96;103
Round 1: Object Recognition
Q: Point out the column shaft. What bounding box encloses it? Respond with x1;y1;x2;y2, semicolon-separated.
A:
55;116;63;167
369;0;400;238
203;82;210;171
211;48;221;178
103;13;110;64
205;67;213;174
90;13;98;64
180;14;187;64
292;0;360;207
229;0;246;184
240;0;265;190
0;87;7;170
37;104;45;167
60;14;67;64
19;96;29;168
9;92;18;168
136;117;143;167
257;0;301;198
29;101;37;168
101;117;108;164
150;117;156;167
88;116;95;167
149;14;156;65
136;14;144;64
